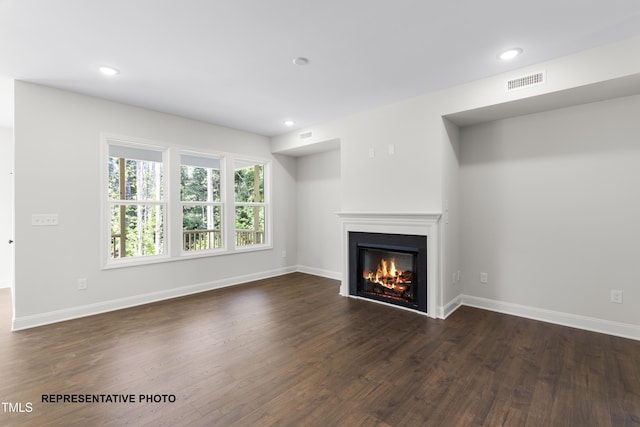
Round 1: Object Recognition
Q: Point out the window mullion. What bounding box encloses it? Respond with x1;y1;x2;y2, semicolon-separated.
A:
224;156;235;251
118;158;126;258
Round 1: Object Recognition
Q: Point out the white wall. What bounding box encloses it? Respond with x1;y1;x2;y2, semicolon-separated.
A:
296;149;341;279
0;127;13;289
460;94;640;326
13;82;297;328
272;35;640;335
441;119;461;311
273;96;445;213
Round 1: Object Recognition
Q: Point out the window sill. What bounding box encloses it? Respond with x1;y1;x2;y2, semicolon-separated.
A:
232;243;273;253
102;254;172;270
102;245;274;269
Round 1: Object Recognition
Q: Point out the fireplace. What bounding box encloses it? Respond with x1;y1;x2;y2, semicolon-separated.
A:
349;232;427;312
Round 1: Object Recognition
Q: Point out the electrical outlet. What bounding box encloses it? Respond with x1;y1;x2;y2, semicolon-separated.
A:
480;272;488;284
77;278;87;290
282;250;287;258
456;270;461;282
610;289;623;304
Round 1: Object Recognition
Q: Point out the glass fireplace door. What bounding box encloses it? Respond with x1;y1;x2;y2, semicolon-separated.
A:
358;247;417;305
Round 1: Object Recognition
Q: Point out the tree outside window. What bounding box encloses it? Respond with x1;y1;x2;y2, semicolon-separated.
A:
181;154;222;252
104;135;271;267
234;161;265;246
108;145;165;259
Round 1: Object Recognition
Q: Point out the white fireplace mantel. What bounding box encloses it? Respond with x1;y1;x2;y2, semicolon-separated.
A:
335;212;442;318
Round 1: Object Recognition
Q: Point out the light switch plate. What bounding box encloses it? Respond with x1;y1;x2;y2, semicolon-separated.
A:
32;214;59;226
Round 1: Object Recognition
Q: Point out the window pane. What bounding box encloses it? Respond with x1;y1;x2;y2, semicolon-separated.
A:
234;163;264;203
110;204;165;258
109;157;163;201
183;205;222;251
235;205;265;246
181;165;221;202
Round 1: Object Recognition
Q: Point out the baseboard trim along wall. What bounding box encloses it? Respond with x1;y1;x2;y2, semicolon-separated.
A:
295;265;342;281
456;294;640;342
12;266;297;331
13;272;638;342
0;280;10;289
441;295;463;319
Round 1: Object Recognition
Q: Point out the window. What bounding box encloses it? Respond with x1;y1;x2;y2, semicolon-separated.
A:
102;134;271;268
107;143;166;260
180;154;223;252
234;160;267;247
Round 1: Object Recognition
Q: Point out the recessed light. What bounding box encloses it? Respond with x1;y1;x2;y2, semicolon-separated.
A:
284;120;295;127
292;57;309;66
498;48;522;61
99;66;120;76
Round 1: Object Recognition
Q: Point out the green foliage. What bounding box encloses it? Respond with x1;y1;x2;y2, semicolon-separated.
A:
181;165;220;202
180;165;222;251
109;157;164;258
109;157;267;257
235;206;264;230
234;165;264;203
234;164;265;239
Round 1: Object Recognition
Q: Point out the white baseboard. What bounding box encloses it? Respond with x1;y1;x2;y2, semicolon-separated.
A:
0;280;10;289
12;266;297;331
14;272;637;341
461;294;640;341
440;295;463;319
295;265;342;281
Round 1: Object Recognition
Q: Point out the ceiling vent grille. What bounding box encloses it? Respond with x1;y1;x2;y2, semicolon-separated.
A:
299;131;313;140
507;71;545;92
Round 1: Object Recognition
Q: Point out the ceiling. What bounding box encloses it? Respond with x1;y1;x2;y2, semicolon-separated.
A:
2;0;640;136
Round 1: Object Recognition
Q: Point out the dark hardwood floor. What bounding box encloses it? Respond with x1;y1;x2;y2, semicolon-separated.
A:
1;273;639;426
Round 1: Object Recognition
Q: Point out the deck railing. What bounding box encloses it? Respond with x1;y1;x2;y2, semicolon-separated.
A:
111;229;264;257
111;233;122;258
183;229;222;251
235;230;265;246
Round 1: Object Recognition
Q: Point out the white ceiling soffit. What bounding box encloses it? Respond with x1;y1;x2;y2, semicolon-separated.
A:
444;73;640;127
1;1;640;135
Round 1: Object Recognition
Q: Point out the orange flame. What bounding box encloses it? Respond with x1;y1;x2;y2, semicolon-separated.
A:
363;258;411;292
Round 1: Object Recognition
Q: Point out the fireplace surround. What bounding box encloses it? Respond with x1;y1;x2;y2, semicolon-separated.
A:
337;212;441;317
349;232;427;312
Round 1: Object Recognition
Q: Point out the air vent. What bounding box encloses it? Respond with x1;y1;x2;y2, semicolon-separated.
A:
299;131;313;140
507;71;545;92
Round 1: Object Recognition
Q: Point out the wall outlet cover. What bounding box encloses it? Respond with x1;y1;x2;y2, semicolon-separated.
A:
610;289;623;304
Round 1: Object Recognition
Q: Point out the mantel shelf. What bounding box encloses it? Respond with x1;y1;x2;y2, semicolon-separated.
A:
335;212;442;220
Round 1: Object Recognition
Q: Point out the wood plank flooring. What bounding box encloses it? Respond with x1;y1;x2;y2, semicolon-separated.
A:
1;273;639;426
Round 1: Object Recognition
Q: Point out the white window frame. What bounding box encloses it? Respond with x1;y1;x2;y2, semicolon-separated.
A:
100;133;272;269
179;151;226;256
101;134;170;269
233;157;271;251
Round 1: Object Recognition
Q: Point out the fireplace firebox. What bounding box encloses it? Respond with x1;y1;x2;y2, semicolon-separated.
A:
349;232;427;312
